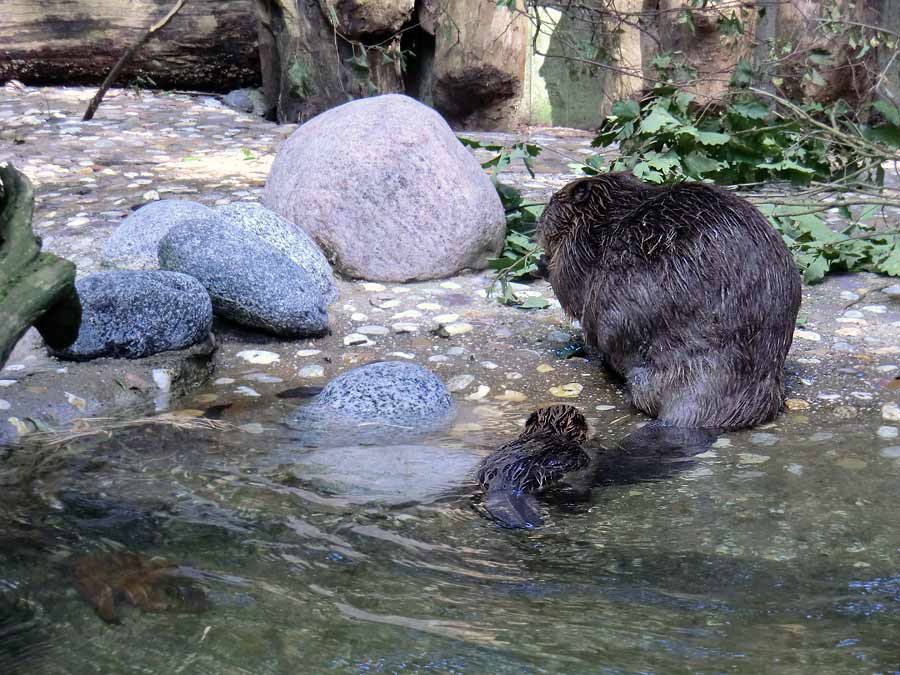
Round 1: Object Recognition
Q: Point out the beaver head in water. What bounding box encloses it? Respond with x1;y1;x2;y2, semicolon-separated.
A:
537;172;802;430
521;404;588;441
477;405;594;528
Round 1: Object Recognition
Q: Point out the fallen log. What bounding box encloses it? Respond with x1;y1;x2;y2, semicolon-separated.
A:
0;163;81;369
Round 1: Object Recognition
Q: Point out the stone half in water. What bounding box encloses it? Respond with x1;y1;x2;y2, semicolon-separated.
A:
289;444;481;506
286;361;455;443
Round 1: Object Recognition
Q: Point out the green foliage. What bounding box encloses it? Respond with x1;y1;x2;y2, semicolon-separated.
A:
287;60;312;98
459;138;547;306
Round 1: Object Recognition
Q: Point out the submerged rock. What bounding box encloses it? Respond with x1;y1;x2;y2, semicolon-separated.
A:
291;444;480;505
263;94;505;282
215;201;338;303
158;219;328;337
51;271;212;360
101;199;215;270
222;88;267;116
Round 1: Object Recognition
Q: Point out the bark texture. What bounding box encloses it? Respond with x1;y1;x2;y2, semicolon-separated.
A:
0;0;260;91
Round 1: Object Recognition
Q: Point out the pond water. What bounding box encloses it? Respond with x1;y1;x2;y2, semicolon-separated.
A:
1;386;899;674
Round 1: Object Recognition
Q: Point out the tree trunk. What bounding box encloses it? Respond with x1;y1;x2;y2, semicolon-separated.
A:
0;0;259;92
0;164;81;370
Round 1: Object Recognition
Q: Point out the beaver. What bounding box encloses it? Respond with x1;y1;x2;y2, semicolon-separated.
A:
476;405;595;528
537;172;801;430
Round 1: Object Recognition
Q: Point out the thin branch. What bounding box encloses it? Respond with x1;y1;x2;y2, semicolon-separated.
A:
82;0;187;121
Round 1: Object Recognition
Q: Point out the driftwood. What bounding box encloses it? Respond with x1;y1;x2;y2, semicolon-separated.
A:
82;0;188;121
0;164;81;369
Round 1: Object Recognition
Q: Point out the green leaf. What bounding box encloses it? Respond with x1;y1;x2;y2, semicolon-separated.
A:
519;297;550;310
877;244;900;276
610;99;640;121
683;150;724;175
695;130;731;146
640;106;680;134
727;101;770;120
802;255;830;284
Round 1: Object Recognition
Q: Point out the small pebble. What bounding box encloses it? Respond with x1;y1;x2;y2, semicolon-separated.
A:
214;377;235;385
786;463;803;476
842;310;864;319
296;349;321;357
465;385;491;401
712;437;732;449
480;361;498;370
298;365;325;378
506;372;523;380
595;405;615;412
437;322;473;337
440;281;461;289
236;350;280;365
850;392;873;400
817;393;841;401
785;398;810;411
0;380;15;387
883;403;900;422
235;386;260;397
548;330;571;343
738;453;770;465
749;433;779;446
862;305;886;314
796;357;820;365
537;364;555;373
350;312;368;322
239;423;265;434
876;364;898;373
3;365;24;371
392;309;421;319
428;355;449;363
549;383;583;398
392;323;419;334
836;327;861;337
433;313;460;325
447;347;465;356
810;431;834;442
375;299;401;309
0;399;10;411
835;457;867;470
877;426;898;439
357;325;389;336
794;329;821;342
882;284;900;298
840;290;860;301
245;374;283;383
343;333;373;347
446;374;475;392
879;446;900;458
361;282;386;292
417;302;442;311
832;342;854;352
65;392;87;410
495;390;527;402
386;352;415;359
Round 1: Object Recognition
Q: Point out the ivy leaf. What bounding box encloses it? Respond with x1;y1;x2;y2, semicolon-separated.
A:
683;150;724;175
611;99;640;121
874;100;900;126
519;297;550;310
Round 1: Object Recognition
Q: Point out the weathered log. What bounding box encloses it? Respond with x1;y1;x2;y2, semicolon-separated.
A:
0;0;259;92
0;164;81;369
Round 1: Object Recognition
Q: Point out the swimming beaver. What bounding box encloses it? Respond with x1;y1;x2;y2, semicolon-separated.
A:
477;405;595;528
537;173;801;430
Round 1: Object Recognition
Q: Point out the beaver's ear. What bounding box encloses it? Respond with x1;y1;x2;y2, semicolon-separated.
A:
571;181;592;204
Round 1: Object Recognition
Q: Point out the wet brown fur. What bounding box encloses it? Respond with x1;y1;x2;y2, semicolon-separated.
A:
537;173;802;430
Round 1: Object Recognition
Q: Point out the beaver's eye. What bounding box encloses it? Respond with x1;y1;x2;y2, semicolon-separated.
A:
571;181;591;204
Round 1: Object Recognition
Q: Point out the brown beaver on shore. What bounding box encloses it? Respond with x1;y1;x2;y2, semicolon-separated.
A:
537;172;801;430
476;405;595;528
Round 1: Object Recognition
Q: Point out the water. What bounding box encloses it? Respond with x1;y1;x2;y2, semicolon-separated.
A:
1;390;899;674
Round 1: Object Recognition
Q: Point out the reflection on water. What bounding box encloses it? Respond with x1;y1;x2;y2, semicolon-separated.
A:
2;391;899;674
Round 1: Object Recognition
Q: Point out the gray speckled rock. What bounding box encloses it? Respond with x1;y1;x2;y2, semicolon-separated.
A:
262;94;505;282
222;88;267;116
315;361;453;425
158;219;328;337
52;271;212;361
102;199;215;270
215;202;338;303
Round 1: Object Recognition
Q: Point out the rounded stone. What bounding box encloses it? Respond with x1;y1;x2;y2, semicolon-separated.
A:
158;219;328;337
263;94;505;282
102;199;215;270
51;271;212;361
314;361;453;426
215;201;338;303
